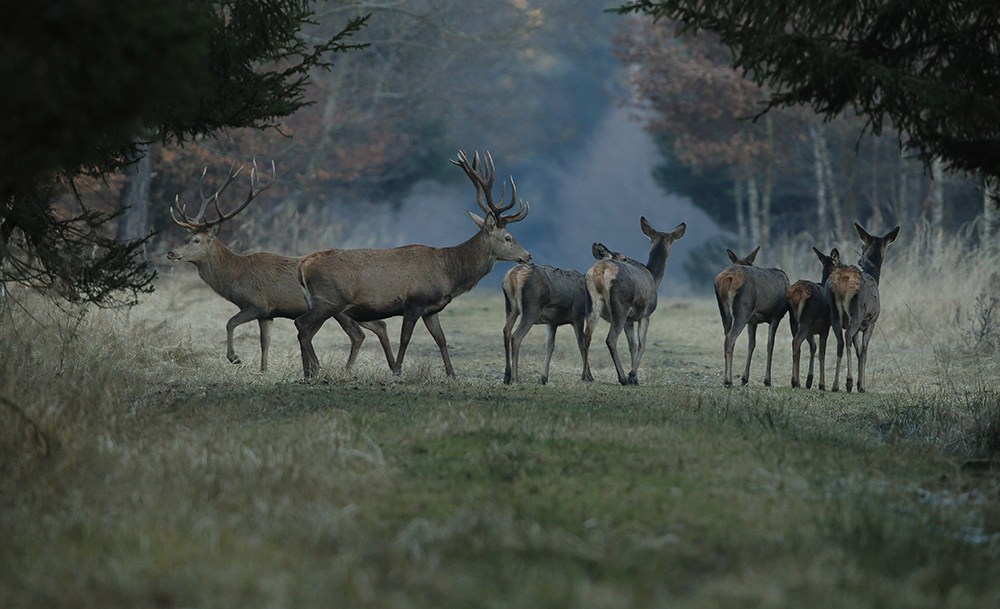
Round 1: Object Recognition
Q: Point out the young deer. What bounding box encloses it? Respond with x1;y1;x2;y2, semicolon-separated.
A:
715;247;789;387
787;247;844;390
295;151;530;380
167;161;394;372
827;223;900;393
582;218;687;385
501;243;634;385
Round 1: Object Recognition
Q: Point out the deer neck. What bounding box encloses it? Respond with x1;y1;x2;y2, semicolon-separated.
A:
644;243;670;288
196;240;249;297
860;254;883;284
443;231;498;296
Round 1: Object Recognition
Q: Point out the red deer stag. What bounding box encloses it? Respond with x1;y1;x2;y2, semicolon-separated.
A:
582;218;686;385
295;150;531;380
787;247;844;390
167;161;395;372
501;243;634;385
715;247;789;387
826;223;899;393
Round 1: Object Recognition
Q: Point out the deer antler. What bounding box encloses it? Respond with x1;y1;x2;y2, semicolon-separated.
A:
450;150;529;227
171;160;275;230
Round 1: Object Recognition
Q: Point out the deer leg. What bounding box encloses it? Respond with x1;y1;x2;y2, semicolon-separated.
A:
258;318;273;372
623;322;638;384
830;313;845;392
855;325;874;393
582;302;602;383
805;334;817;389
817;330;828;391
723;316;748;388
572;319;593;382
422;313;456;379
226;308;260;366
606;314;630;386
541;325;558;385
790;332;803;389
628;318;651;385
763;318;781;387
361;320;395;370
295;306;334;380
502;299;519;384
333;315;367;370
392;313;421;377
510;307;538;384
742;322;758;386
844;326;858;393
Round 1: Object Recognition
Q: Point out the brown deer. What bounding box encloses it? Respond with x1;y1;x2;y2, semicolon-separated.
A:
166;161;395;372
715;247;790;387
827;223;899;393
295;150;531;380
501;243;634;385
582;218;687;385
787;247;844;390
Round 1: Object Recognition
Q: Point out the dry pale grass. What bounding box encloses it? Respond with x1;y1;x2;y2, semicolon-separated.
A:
1;232;1000;608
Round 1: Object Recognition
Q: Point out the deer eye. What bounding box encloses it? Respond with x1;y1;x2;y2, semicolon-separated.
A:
505;235;512;242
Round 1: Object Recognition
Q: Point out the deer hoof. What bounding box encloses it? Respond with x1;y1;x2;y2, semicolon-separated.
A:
540;376;549;385
846;378;854;393
740;378;749;387
763;379;772;387
805;376;813;389
229;355;242;365
818;384;825;391
583;373;594;382
723;380;733;388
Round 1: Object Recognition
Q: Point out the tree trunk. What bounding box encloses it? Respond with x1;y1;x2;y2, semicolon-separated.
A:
982;177;999;246
116;143;152;255
810;124;828;238
732;173;747;251
928;157;945;254
747;173;760;247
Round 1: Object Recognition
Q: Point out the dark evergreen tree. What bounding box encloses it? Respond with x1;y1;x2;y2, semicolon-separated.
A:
0;0;367;306
617;0;1000;180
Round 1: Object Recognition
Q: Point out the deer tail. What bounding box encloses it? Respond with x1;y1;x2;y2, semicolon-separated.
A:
827;268;861;324
786;282;812;323
714;270;743;324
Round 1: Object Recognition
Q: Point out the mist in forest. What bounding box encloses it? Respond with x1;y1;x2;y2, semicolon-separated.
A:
336;108;720;296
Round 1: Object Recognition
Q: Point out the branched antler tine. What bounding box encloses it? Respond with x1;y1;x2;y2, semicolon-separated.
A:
496;178;529;226
216;159;274;223
494;177;517;214
452;150;495;214
171;195;196;228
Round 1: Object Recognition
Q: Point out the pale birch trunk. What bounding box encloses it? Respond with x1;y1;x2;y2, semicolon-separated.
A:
116;143;152;260
929;157;945;254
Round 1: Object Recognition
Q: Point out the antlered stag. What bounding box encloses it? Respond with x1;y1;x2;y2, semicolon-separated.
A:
501;243;633;385
166;161;394;372
295;150;531;380
583;218;686;385
827;223;899;393
787;247;843;390
715;247;789;387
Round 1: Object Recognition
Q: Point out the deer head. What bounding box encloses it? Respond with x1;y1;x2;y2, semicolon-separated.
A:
451;150;530;264
727;246;760;266
166;160;275;264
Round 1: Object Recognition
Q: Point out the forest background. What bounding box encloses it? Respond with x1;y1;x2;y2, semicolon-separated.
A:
38;0;987;298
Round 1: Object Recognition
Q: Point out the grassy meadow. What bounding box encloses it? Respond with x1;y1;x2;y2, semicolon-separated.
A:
2;233;1000;608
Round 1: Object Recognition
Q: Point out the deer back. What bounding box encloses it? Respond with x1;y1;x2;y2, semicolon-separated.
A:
718;264;790;323
503;264;588;325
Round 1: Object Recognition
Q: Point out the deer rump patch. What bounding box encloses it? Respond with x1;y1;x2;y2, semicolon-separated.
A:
827;267;862;303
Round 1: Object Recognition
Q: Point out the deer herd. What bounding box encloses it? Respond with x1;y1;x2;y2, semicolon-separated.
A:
167;152;898;393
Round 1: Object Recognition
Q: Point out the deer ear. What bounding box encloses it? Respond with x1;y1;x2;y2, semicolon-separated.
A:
592;243;612;260
669;222;687;241
884;226;900;243
726;249;740;264
855;222;873;243
830;248;841;263
745;246;760;265
207;225;221;237
640;216;657;240
812;246;824;260
468;210;486;230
